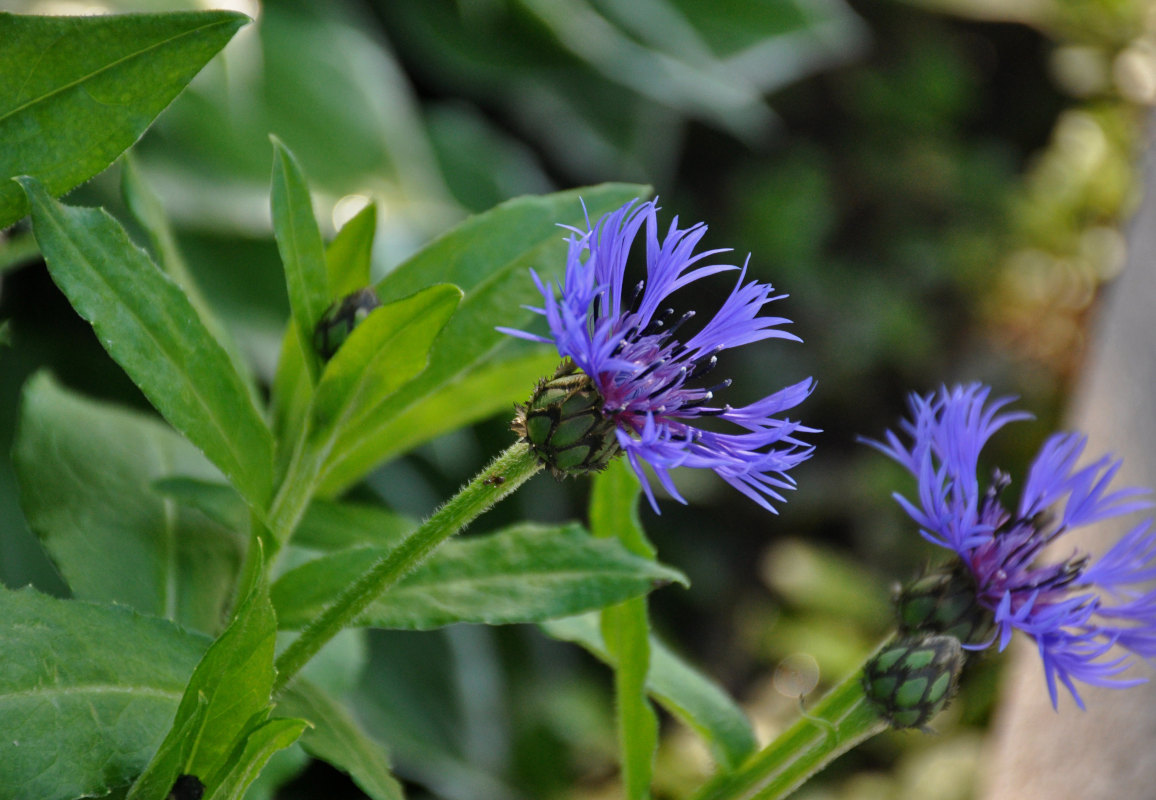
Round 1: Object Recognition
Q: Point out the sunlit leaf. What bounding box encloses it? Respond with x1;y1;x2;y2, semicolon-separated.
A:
0;10;248;228
271;202;378;446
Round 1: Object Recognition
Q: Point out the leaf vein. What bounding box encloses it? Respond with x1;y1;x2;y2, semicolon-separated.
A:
1;18;236;123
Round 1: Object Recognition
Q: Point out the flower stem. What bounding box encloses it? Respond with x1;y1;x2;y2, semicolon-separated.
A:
691;663;889;800
272;441;542;693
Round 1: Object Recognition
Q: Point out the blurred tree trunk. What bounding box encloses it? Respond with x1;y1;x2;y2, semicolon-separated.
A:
980;129;1156;799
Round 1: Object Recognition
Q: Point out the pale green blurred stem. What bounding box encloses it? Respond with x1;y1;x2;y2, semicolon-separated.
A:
272;441;542;693
691;665;889;800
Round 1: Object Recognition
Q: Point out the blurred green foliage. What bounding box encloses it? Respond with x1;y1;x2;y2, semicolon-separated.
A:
1;0;1153;797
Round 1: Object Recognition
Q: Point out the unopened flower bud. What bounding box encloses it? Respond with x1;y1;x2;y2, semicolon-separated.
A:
513;360;621;477
862;635;964;730
167;774;205;800
896;561;996;647
314;287;381;361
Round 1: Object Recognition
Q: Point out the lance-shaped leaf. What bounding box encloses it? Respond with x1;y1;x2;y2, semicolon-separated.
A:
121;155;260;408
267;284;461;540
342;345;561;465
271;201;377;445
128;574;278;800
0;10;248;228
318;182;649;494
277;681;403;800
123;696;210;800
13;373;241;634
309;283;462;457
18;178;275;511
543;613;757;772
326;201;377;295
271;138;329;384
0;586;209;800
271;522;686;630
203;713;308;800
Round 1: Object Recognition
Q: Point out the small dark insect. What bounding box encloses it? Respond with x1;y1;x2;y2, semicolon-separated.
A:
483;474;506;486
167;774;205;800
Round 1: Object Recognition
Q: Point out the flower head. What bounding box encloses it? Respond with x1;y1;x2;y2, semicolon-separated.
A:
865;383;1156;708
500;198;814;512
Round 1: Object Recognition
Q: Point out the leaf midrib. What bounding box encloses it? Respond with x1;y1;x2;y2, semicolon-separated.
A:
273;153;326;336
1;16;235;124
288;560;670;605
0;683;184;702
389;566;670;593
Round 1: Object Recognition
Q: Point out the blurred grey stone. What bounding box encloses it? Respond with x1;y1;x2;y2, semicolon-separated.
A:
981;130;1156;799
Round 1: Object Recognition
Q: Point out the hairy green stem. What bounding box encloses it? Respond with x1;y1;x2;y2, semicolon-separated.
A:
272;441;542;693
691;664;889;800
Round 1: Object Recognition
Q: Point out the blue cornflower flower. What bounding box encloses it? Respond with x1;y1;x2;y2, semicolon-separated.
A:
501;198;814;512
865;383;1156;708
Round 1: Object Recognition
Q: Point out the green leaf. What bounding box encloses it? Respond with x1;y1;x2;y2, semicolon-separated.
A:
124;695;210;800
592;461;657;799
326;201;377;295
204;714;308;800
277;681;403;800
310;283;462;458
271;522;686;630
155;478;417;555
318;182;648;494
267;284;461;542
0;10;248;229
0;586;209;800
341;346;560;467
270;325;311;446
121;155;259;407
18;178;275;511
271;137;329;383
271;203;377;446
542;613;757;772
128;574;278;799
13;373;241;634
